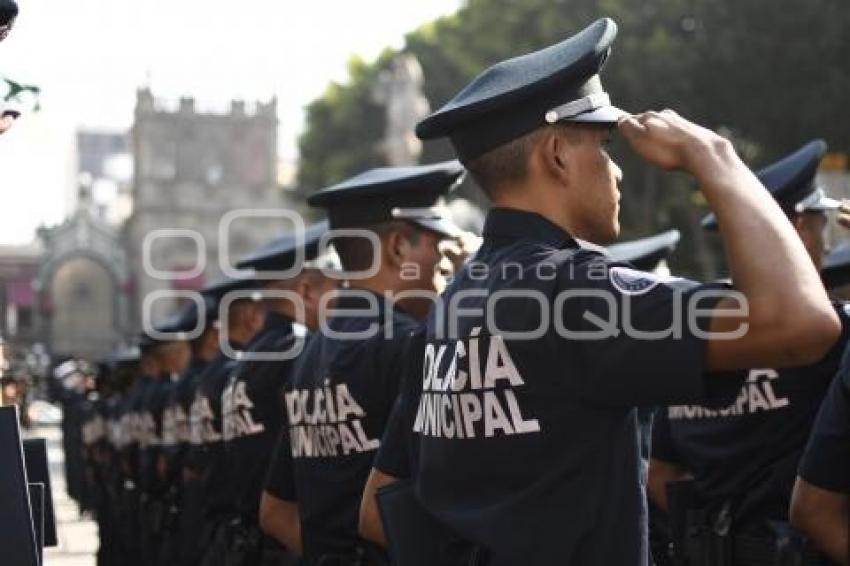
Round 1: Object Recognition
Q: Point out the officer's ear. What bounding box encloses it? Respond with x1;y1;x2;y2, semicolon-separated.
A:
540;125;573;187
383;227;413;269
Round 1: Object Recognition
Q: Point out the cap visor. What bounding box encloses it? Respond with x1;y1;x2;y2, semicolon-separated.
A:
564;105;627;124
805;195;842;212
412;217;462;239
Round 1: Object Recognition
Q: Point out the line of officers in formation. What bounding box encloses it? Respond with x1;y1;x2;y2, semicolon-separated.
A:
53;17;850;566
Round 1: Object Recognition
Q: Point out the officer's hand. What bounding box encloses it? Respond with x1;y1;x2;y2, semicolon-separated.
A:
838;200;850;230
441;231;482;274
617;110;726;173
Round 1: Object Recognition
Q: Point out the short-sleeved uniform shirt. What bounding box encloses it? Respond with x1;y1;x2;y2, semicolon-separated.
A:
222;312;296;522
652;303;850;531
187;345;243;520
124;374;155;484
405;208;723;566
138;374;173;494
161;358;208;486
270;291;419;560
799;346;850;494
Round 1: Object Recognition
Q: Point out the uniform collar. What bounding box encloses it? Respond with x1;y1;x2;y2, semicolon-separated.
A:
263;310;295;332
333;288;392;314
332;288;415;320
482;207;577;249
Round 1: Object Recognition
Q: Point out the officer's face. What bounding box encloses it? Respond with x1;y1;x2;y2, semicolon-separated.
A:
158;341;191;375
563;125;623;244
300;271;340;331
397;226;448;318
793;211;829;271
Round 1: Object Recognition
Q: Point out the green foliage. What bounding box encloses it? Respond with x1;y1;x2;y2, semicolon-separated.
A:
296;0;850;278
295;52;395;193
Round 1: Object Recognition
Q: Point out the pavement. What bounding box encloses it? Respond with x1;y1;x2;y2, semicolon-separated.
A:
25;423;98;566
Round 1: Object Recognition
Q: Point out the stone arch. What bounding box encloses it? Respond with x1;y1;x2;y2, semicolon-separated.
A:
39;251;123;359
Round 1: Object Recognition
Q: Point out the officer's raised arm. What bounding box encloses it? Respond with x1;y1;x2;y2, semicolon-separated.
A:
619;110;840;371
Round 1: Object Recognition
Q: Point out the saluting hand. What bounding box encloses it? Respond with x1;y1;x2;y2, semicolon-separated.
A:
838;200;850;230
617;110;730;175
441;231;482;274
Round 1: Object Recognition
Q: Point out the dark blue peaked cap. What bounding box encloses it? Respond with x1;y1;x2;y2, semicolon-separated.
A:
201;274;261;302
702;140;838;229
139;296;219;349
106;346;140;367
607;230;680;271
416;18;625;163
237;220;329;271
307;160;465;237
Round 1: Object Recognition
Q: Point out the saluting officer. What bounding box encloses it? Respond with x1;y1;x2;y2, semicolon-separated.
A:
187;276;267;566
138;313;193;566
648;140;850;564
362;17;839;566
790;346;850;565
80;361;115;566
260;162;462;565
219;220;338;566
100;347;139;565
158;296;220;566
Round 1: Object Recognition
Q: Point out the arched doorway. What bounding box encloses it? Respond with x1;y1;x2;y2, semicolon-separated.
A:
48;256;117;358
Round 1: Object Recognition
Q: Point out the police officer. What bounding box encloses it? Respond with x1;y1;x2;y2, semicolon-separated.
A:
789;348;850;564
98;347;139;565
101;347;141;564
53;360;91;512
137;315;193;566
362;17;839;566
83;360;112;566
159;296;221;566
220;220;338;566
648;140;850;564
186;276;267;566
359;233;682;552
260;161;463;565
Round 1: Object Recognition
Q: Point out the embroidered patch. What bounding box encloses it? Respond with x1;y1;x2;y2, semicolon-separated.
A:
609;266;665;296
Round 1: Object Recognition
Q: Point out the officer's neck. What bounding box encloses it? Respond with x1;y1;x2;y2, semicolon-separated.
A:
491;180;595;243
343;269;405;298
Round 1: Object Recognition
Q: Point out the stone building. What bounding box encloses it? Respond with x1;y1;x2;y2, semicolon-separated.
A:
0;88;300;360
125;88;295;328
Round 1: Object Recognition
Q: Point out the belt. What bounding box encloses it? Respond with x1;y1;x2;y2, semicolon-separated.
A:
681;528;828;566
734;535;826;566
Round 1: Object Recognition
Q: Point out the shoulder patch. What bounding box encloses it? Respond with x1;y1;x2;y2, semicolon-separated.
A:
609;266;668;296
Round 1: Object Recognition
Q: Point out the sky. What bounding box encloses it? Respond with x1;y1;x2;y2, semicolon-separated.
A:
0;0;461;244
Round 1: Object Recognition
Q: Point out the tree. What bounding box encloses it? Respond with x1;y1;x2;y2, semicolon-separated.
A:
295;0;850;278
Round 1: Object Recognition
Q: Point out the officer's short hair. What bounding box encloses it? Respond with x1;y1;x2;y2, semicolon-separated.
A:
333;221;421;272
467;124;582;198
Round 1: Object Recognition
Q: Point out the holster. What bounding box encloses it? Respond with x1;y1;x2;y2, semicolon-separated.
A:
224;518;263;566
667;480;828;566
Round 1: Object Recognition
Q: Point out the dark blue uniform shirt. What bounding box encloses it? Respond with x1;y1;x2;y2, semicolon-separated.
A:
402;208;722;566
161;357;208;486
222;312;296;522
188;345;243;520
138;374;172;494
799;345;850;493
652;303;850;531
270;290;419;561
